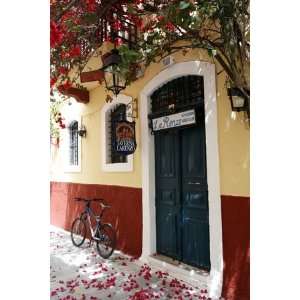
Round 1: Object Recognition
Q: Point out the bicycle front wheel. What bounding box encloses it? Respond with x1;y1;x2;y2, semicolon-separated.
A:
71;218;87;247
96;223;116;259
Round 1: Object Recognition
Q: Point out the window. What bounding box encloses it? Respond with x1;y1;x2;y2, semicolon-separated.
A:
63;118;81;173
101;94;133;172
69;121;78;166
110;104;127;164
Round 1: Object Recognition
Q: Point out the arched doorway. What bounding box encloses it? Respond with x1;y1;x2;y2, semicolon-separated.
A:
140;61;223;298
149;75;210;270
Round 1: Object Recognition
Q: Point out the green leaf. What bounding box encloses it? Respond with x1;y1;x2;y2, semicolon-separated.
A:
82;13;97;24
127;5;135;14
179;1;190;10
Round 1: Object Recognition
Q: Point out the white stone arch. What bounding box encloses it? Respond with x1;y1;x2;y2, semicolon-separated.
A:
139;60;223;298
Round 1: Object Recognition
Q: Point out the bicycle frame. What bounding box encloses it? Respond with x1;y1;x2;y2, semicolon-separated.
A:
81;205;102;241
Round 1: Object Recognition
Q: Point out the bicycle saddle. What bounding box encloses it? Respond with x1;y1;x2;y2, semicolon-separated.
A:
99;202;111;209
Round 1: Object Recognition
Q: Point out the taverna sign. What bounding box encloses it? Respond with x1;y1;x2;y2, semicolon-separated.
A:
114;121;137;155
152;109;196;132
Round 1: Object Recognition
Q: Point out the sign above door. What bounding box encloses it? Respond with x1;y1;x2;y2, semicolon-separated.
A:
151;109;196;132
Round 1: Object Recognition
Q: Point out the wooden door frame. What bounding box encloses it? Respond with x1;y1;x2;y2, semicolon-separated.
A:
140;60;223;298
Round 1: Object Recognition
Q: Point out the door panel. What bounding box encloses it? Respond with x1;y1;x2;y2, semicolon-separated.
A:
155;132;182;260
158;134;176;177
182;218;210;268
181;124;210;270
181;124;206;180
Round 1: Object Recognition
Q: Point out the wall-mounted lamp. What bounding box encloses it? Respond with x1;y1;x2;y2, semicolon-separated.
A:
101;49;127;97
77;125;87;137
227;87;249;112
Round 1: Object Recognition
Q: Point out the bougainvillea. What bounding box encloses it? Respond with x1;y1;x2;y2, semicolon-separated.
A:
50;0;249;112
50;97;66;139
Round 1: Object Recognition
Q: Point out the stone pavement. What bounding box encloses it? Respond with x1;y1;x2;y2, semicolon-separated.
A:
50;226;212;300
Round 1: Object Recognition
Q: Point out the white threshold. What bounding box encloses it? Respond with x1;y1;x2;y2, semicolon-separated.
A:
142;253;209;285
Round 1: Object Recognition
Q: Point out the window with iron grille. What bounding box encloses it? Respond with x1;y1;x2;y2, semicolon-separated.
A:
150;75;204;115
110;104;127;163
69;121;78;166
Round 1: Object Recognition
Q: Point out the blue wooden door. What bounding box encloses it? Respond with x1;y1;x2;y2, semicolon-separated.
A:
155;130;182;260
180;123;210;270
155;119;210;270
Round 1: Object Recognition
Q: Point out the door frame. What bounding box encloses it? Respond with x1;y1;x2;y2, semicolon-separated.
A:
140;60;223;298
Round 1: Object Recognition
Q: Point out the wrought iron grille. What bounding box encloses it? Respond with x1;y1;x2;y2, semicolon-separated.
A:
96;12;138;49
110;104;127;163
150;75;204;116
69;121;78;166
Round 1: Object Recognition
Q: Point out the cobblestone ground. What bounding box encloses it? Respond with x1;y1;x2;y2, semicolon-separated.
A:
50;226;212;300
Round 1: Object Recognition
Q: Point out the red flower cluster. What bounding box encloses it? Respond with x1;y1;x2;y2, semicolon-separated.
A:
60;10;81;32
156;15;165;22
85;0;97;13
50;77;57;88
54;112;66;129
61;45;81;60
113;20;122;31
69;45;81;58
61;80;72;90
128;15;143;30
130;289;153;300
50;21;64;48
138;264;152;281
115;37;124;47
165;21;176;31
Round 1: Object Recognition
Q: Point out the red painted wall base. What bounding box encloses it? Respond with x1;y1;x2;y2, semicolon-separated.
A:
50;182;249;299
50;182;142;257
221;195;250;300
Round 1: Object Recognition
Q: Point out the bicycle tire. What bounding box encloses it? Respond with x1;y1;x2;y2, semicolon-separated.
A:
70;217;87;247
96;223;116;259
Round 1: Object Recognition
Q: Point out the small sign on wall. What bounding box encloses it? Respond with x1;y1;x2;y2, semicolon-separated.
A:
114;121;137;155
152;109;196;132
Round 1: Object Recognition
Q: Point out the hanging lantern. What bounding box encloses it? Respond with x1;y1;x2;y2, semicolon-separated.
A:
227;87;249;112
101;49;127;96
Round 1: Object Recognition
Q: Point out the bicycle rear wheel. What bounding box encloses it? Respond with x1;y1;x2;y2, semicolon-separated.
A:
71;218;87;247
96;223;116;259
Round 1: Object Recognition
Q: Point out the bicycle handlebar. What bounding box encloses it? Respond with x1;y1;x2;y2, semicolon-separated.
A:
74;197;110;208
74;197;104;202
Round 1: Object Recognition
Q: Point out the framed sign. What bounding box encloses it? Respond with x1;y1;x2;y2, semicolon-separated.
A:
151;109;196;132
114;121;137;155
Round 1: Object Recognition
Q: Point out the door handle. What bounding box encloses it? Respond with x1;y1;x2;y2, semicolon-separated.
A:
187;181;200;185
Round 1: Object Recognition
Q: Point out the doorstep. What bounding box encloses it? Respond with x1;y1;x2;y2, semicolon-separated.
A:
141;253;210;289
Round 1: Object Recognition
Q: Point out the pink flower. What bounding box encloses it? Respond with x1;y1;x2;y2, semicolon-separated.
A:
115;37;123;47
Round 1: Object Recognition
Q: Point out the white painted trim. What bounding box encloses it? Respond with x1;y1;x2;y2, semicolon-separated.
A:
139;60;223;298
101;94;133;172
63;117;82;173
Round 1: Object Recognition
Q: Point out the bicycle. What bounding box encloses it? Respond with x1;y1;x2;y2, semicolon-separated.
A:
70;197;116;259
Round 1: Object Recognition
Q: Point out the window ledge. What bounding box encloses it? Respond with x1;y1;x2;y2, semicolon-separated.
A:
102;155;133;172
64;165;81;173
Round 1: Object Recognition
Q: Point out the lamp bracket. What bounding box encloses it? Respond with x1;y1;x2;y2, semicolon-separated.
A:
125;98;138;120
77;125;87;137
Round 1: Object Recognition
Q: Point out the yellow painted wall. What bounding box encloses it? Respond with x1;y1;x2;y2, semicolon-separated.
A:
50;48;249;197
